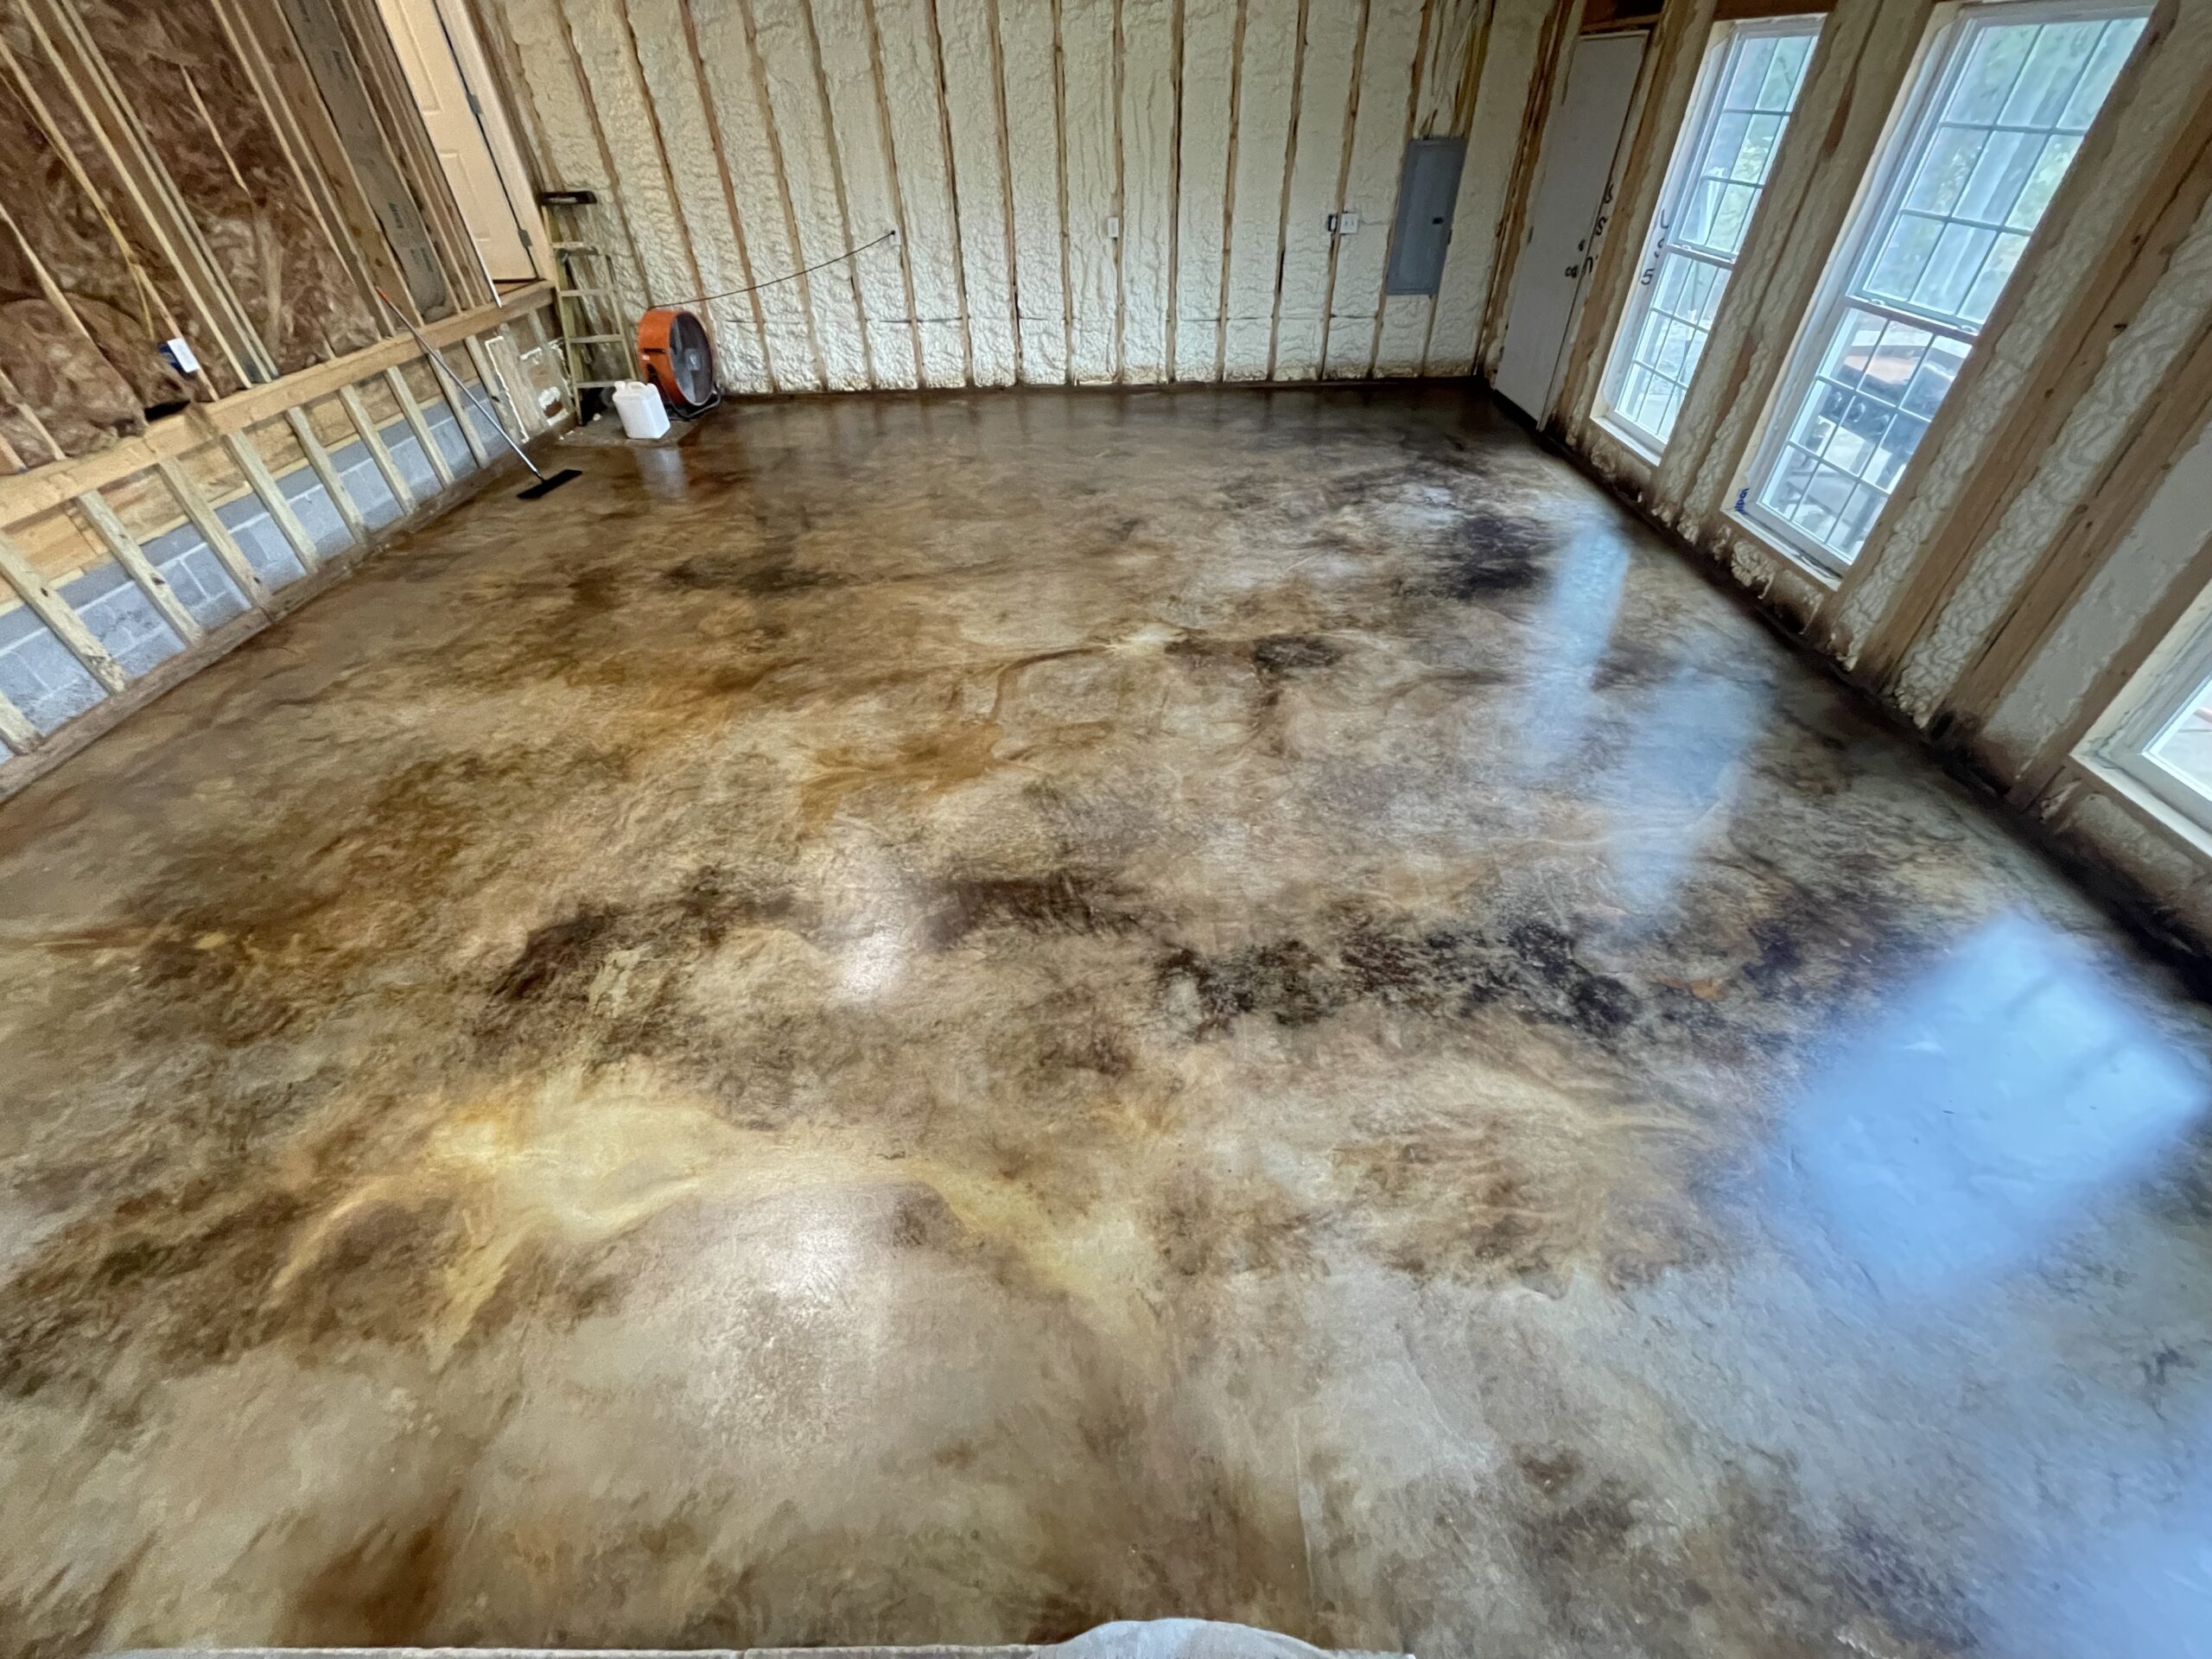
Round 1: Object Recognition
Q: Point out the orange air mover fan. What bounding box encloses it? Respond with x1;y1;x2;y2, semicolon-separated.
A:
638;308;719;418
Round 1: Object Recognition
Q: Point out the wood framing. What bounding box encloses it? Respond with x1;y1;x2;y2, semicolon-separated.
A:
0;16;222;397
1950;308;2212;744
223;431;323;570
223;0;416;322
339;384;417;509
0;685;37;752
2006;456;2212;805
426;348;495;466
0;294;566;783
383;364;455;488
464;334;524;439
327;0;496;309
74;488;205;645
278;0;458;317
287;405;367;540
0;525;127;691
0;0;543;507
155;458;275;609
0;284;551;524
14;0;272;387
263;0;436;321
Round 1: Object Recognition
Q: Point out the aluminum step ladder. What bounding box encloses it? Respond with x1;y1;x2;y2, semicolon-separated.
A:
537;188;636;400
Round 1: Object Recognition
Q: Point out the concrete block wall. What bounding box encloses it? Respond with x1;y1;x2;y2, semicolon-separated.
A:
0;396;506;739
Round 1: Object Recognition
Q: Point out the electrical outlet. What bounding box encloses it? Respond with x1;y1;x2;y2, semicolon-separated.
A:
1327;211;1361;235
1107;216;1122;238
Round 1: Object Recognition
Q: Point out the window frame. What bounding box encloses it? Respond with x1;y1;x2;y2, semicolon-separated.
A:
1735;0;2152;576
2088;603;2212;839
1595;14;1827;461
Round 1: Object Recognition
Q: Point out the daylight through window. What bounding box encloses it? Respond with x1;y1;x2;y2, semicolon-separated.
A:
1743;0;2147;570
1600;17;1822;453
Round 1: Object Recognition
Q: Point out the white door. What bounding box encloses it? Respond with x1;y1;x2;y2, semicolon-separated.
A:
1492;31;1647;421
377;0;537;284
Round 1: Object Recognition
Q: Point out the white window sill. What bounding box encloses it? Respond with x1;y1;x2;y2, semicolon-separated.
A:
2072;749;2212;865
1721;507;1844;593
1593;410;1666;467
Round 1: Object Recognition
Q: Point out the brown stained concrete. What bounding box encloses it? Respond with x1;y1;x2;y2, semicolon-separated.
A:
1;386;2209;1658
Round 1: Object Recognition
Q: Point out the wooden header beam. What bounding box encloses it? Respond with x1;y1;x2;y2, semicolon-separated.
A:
0;283;553;529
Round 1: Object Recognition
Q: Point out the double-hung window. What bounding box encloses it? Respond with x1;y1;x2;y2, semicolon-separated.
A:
1744;0;2148;572
1599;17;1823;454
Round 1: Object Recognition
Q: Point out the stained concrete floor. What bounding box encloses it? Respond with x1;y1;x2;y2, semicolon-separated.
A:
3;386;2209;1659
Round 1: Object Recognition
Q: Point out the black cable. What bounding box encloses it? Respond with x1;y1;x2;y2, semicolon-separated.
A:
660;230;897;310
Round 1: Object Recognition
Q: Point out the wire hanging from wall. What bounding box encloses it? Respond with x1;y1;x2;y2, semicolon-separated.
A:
656;229;898;312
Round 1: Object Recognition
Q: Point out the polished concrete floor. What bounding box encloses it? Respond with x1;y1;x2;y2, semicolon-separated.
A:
3;386;2209;1659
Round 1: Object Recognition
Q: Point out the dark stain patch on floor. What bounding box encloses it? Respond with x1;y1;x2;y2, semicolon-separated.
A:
662;550;839;595
1;386;2209;1658
1248;633;1343;680
927;867;1147;950
1158;914;1641;1041
1402;506;1563;606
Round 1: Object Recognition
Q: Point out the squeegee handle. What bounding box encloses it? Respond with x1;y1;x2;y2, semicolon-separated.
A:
373;289;545;481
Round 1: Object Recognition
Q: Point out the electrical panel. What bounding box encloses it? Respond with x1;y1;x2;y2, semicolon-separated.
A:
1385;137;1467;296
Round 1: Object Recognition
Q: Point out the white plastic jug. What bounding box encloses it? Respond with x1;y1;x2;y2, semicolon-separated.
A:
612;378;671;441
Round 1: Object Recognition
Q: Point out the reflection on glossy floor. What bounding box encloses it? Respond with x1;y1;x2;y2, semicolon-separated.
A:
3;387;2209;1658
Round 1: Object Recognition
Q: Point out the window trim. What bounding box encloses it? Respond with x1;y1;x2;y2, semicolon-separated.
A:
2087;599;2212;838
1594;14;1827;461
1733;0;2151;576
